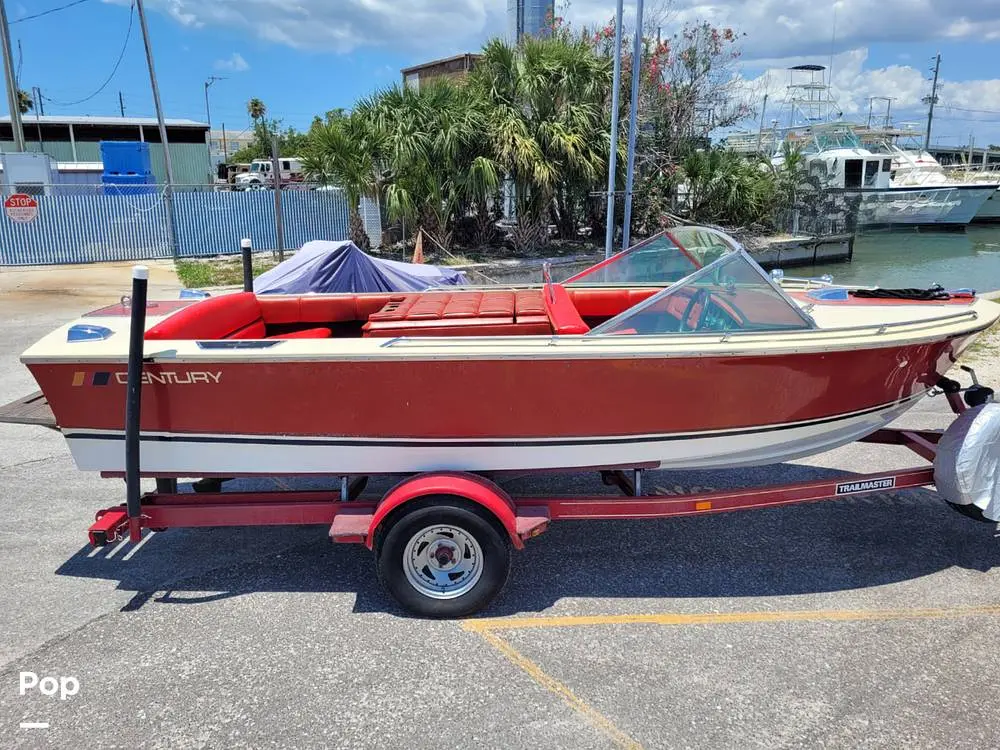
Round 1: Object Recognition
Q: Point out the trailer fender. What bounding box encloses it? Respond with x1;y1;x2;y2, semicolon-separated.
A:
367;472;522;550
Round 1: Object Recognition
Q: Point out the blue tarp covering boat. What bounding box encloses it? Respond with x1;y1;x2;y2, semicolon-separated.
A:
253;240;467;294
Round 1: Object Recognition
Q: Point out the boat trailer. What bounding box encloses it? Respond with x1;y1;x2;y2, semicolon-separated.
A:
75;269;997;616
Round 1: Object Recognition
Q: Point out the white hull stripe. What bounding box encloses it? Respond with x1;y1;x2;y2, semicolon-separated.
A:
64;398;921;474
63;392;925;449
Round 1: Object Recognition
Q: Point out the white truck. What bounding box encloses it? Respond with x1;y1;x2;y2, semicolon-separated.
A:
234;157;306;189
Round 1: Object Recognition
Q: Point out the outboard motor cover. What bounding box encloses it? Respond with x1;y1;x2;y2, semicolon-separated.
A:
934;403;1000;522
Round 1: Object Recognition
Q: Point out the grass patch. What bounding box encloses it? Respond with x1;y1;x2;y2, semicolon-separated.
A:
962;321;1000;363
175;257;279;289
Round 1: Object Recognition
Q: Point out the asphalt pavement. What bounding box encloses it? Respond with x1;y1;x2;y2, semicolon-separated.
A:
1;268;999;749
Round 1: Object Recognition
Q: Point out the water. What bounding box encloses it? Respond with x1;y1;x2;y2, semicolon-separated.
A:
805;225;1000;293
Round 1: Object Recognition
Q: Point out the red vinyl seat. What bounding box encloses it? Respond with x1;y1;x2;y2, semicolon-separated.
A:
543;285;589;335
269;327;333;339
146;292;263;340
146;292;334;341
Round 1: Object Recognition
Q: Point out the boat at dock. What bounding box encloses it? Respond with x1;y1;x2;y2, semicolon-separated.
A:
769;66;998;228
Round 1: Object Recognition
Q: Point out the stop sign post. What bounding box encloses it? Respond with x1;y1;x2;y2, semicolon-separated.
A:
4;193;39;223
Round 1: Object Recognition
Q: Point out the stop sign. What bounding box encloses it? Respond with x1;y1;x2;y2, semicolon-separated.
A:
4;193;39;223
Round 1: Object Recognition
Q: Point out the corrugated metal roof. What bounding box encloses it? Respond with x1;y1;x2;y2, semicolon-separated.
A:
0;115;208;128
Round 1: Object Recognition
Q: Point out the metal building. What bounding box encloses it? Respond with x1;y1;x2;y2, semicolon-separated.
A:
0;115;212;185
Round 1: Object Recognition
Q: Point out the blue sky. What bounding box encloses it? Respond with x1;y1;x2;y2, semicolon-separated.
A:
7;0;1000;147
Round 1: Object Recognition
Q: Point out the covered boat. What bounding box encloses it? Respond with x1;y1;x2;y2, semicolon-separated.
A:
19;227;1000;476
253;239;467;294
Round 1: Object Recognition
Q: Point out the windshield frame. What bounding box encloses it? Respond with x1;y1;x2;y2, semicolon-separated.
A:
586;248;818;337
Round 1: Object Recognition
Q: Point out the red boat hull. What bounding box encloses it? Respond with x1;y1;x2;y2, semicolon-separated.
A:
27;333;973;475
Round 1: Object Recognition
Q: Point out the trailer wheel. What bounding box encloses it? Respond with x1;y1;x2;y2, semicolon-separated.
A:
375;498;510;618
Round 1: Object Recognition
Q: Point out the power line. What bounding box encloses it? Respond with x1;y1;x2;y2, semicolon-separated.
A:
11;0;93;24
939;104;1000;116
42;1;134;107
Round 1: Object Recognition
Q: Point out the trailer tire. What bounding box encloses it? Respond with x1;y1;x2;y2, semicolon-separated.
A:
375;498;510;618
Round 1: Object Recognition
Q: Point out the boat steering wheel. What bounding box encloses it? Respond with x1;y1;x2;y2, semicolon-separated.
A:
679;289;709;333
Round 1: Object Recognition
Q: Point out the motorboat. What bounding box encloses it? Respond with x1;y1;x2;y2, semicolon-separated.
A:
17;227;1000;478
887;148;1000;224
768;66;997;227
773;123;998;227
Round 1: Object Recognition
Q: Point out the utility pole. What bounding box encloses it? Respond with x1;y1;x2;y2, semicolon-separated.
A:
221;121;227;163
923;52;941;152
622;0;645;251
603;0;624;259
204;75;225;132
755;92;769;155
271;134;285;262
118;91;125;117
30;85;42;148
0;0;25;151
135;0;178;253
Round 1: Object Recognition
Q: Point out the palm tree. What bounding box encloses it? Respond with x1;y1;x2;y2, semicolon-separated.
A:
246;98;267;125
302;112;387;250
678;148;776;226
356;81;498;250
16;89;32;115
468;33;612;250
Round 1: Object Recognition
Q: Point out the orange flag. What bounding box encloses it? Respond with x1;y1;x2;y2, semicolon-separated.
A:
411;229;425;264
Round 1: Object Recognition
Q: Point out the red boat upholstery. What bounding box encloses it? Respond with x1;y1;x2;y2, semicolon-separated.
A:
361;290;554;337
146;292;335;341
144;287;610;341
566;287;659;319
543;285;589;334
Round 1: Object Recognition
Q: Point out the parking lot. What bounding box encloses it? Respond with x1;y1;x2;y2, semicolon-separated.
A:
2;265;1000;748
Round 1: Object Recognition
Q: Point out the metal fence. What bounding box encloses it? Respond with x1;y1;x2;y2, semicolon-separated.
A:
0;183;373;266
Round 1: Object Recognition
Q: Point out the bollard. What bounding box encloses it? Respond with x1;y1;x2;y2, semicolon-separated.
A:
241;237;253;292
125;265;148;542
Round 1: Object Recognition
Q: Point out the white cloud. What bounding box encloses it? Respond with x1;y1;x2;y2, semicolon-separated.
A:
737;47;1000;143
128;0;498;54
126;0;1000;61
214;52;249;72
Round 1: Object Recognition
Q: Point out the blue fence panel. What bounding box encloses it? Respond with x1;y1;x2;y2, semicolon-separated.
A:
280;190;352;249
0;186;353;265
171;188;351;257
0;190;171;266
173;190;280;258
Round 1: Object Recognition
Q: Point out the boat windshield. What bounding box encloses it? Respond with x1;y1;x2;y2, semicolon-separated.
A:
566;227;739;286
588;251;816;336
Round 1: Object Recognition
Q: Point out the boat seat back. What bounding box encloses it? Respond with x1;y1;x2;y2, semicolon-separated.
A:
146;292;264;341
147;293;337;341
544;285;590;335
566;288;659;319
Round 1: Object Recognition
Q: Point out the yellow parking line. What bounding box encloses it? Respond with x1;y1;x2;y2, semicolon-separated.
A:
463;603;1000;633
475;628;643;750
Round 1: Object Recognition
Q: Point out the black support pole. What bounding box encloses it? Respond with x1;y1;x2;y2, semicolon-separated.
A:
125;265;149;542
241;237;253;292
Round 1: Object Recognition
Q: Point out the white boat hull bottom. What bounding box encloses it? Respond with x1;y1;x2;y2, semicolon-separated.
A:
63;396;923;476
974;189;1000;221
862;186;996;225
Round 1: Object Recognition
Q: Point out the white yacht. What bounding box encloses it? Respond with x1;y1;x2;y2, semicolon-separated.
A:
770;66;997;227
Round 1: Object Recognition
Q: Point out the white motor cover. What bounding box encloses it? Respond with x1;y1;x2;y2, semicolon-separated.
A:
934;402;1000;521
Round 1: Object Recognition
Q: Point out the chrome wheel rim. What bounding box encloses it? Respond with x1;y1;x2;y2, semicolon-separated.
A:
403;524;484;600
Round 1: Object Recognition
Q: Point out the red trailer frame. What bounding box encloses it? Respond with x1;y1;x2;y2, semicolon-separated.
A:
84;418;972;617
86;426;947;551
